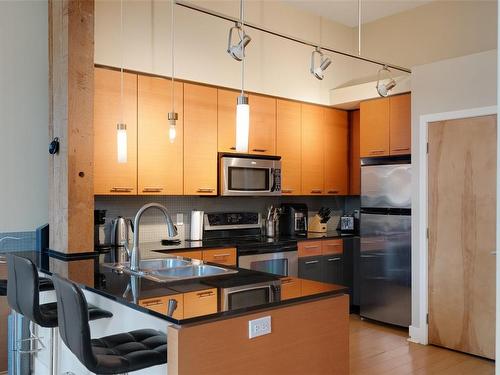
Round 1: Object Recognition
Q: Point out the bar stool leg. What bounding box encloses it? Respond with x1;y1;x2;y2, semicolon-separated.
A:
50;327;59;375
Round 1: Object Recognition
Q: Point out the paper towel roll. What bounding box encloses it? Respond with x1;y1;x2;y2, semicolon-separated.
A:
190;210;204;241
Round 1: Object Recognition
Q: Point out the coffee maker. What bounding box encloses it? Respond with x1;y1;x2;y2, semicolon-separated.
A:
279;203;308;237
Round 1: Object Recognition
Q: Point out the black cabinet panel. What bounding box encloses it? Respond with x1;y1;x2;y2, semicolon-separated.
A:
322;255;343;285
298;256;323;282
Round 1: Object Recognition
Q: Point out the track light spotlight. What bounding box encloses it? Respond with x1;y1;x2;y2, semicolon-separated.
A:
227;23;252;61
376;65;397;97
310;47;332;80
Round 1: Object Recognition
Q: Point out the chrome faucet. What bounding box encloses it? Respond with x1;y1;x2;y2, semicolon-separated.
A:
128;203;178;272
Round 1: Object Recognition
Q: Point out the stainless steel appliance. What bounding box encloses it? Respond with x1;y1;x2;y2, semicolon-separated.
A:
360;156;411;327
279;203;308;237
189;210;204;241
111;216;133;247
219;154;281;196
203;212;298;277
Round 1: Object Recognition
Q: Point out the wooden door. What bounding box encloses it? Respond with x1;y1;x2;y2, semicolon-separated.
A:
183;83;218;195
138;76;183;195
277;99;301;195
94;67;137;194
428;115;496;359
349;110;361;195
324;108;348;195
389;94;411;155
301;104;324;195
217;88;239;153
249;94;276;155
360;98;390;157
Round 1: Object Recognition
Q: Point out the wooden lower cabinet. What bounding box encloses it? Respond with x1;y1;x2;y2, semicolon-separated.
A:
202;248;237;266
280;277;302;300
298;239;345;286
298;240;322;258
183;83;218;195
322;239;343;255
298;256;323;282
168;250;203;260
183;288;217;319
139;294;183;320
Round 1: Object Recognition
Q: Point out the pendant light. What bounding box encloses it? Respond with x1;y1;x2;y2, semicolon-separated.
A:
235;0;249;153
117;0;127;164
376;65;397;97
168;0;178;143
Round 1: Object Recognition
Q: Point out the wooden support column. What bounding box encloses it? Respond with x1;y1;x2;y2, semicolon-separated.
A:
48;0;94;254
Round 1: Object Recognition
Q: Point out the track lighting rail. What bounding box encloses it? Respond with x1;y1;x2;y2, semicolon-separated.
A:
175;0;412;74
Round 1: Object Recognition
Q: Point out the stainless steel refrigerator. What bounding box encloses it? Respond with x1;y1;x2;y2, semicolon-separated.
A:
360;157;411;327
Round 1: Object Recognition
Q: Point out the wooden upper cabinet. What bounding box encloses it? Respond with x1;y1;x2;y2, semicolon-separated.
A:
249;94;276;155
183;83;218;195
217;88;239;153
301;104;325;195
389;94;411;155
349;110;361;195
277;99;301;195
94;67;137;195
360;98;390;157
137;76;183;195
324;108;348;195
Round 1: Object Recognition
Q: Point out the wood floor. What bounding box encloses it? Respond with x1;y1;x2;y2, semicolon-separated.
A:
349;315;495;375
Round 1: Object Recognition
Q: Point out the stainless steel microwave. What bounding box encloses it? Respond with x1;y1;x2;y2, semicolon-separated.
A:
219;154;281;196
220;280;282;312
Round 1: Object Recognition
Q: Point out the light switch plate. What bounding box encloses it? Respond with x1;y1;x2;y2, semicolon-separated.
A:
248;316;271;339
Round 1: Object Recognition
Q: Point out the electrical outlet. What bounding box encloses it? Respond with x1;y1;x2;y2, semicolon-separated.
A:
248;316;271;339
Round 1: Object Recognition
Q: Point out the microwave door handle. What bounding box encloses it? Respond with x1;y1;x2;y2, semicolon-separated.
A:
270;168;275;192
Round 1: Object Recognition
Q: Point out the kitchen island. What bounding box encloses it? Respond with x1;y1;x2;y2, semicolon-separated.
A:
23;250;350;375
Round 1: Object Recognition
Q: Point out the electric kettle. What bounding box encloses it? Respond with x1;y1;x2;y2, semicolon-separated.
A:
110;216;133;247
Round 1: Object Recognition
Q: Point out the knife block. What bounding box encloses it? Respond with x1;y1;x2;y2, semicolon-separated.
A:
308;215;327;233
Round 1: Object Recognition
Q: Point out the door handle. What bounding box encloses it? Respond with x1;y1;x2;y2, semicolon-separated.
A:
491;251;497;255
197;188;215;193
252;148;267;152
305;260;319;265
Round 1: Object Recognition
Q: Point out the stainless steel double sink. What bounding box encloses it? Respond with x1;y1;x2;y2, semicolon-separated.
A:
103;256;238;283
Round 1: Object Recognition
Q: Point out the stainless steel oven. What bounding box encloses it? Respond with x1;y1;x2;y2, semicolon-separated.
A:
238;243;298;277
220;280;281;311
219;154;281;196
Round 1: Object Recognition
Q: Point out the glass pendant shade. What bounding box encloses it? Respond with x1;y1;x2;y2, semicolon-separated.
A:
168;112;178;144
117;123;128;163
235;95;249;153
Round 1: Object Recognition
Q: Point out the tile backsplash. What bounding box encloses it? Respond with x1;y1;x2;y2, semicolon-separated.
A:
95;195;360;243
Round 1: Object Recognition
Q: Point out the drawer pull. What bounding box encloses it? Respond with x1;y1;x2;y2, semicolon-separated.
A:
212;253;231;258
197;291;215;298
327;257;341;262
304;245;320;250
197;188;215;193
252;148;267;152
281;278;293;284
110;187;133;192
369;150;385;154
143;187;163;193
282;189;293;194
143;299;162;306
392;147;410;152
305;260;319;265
311;189;322;194
230;146;236;150
327;190;339;194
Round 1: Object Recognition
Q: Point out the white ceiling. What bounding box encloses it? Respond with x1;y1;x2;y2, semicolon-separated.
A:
284;0;434;27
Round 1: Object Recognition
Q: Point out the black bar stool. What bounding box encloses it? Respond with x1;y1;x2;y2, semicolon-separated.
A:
6;254;113;374
52;273;167;374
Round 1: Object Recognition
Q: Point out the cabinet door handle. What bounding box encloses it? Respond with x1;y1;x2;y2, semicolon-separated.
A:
230;146;236;150
305;260;319;265
197;188;215;193
197;291;214;298
143;299;162;306
282;189;293;194
252;148;267;152
392;147;410;152
369;150;385;154
304;245;319;250
142;187;163;193
327;190;339;194
327;258;341;262
310;189;322;194
212;253;230;258
110;187;133;192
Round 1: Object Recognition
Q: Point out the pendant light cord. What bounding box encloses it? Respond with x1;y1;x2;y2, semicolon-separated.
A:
171;0;175;113
120;0;124;123
240;0;245;96
358;0;362;56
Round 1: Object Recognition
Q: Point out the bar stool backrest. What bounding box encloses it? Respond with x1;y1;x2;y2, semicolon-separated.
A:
7;254;44;324
51;274;97;370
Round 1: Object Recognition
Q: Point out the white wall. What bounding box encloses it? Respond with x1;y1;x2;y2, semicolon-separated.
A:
94;0;366;105
0;1;48;232
410;49;497;338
